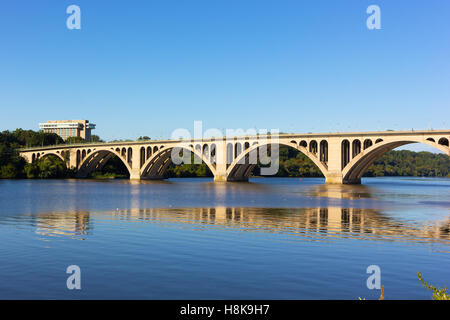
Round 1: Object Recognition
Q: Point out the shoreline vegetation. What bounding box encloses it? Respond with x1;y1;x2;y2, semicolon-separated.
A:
1;129;449;179
359;273;449;300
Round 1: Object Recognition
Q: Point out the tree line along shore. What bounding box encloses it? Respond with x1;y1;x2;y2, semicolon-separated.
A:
1;129;449;179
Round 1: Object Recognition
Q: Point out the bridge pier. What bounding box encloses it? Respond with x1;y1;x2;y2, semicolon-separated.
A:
325;173;344;184
130;169;141;180
69;149;78;170
213;174;228;182
213;143;228;182
324;172;361;184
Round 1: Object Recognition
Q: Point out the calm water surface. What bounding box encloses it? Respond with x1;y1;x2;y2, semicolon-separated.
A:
0;177;449;299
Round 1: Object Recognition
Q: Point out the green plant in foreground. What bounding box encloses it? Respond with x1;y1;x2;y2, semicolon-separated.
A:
417;272;449;300
358;286;384;300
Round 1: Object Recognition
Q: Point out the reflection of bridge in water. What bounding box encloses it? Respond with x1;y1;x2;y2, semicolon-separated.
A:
34;207;450;244
306;183;376;199
35;211;91;239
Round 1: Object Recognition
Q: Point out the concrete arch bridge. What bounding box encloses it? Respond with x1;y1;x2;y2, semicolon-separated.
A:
19;130;450;184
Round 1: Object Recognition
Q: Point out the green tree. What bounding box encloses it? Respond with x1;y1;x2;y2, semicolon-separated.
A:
66;136;86;144
0;129;67;178
90;155;129;179
90;135;103;142
24;162;39;179
24;155;68;179
365;150;449;177
0;163;21;179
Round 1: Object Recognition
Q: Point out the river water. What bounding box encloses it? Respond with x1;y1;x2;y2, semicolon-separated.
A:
0;177;449;299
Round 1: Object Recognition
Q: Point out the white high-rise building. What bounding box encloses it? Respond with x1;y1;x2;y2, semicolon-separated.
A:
39;120;96;141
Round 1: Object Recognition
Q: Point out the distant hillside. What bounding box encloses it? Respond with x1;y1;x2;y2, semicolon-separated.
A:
364;150;449;177
273;147;449;178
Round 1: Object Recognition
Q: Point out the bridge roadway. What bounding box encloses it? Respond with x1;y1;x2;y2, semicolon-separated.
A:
19;130;450;184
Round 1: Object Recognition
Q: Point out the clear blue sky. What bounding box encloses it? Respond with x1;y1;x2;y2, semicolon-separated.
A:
0;0;449;148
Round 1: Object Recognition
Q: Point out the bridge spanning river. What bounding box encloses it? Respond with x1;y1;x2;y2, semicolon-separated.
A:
19;130;450;184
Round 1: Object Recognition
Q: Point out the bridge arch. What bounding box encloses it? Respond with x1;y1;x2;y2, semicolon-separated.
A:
342;138;450;184
363;139;373;150
202;144;209;161
77;148;132;178
226;141;329;181
309;140;318;154
341;140;350;169
210;143;217;163
33;152;66;166
127;147;133;165
320;140;328;163
439;137;449;147
140;145;216;179
234;142;242;159
352;139;361;158
226;143;233;165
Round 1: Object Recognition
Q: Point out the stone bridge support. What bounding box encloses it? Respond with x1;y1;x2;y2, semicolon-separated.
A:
69;149;78;170
323;137;345;184
130;147;141;180
213;142;228;182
